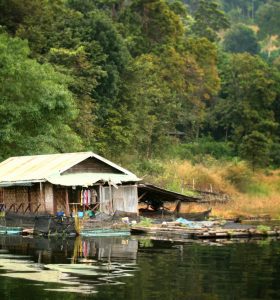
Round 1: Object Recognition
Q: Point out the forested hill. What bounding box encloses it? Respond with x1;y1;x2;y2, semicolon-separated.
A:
0;0;280;169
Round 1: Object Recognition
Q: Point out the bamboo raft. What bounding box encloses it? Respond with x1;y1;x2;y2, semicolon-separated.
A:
131;224;280;239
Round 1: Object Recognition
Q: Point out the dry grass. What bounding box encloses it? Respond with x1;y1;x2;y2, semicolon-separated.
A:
212;193;280;219
146;159;280;219
153;160;237;194
170;194;280;219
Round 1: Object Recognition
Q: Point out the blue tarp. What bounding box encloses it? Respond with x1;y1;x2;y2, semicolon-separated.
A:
176;218;215;229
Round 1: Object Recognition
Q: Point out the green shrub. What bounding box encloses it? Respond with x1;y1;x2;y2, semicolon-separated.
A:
245;182;270;196
257;225;271;233
270;142;280;168
224;161;253;192
133;159;165;177
177;137;234;161
137;217;153;227
165;180;182;193
139;238;154;248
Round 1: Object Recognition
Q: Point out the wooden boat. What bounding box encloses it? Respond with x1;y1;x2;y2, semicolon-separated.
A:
177;209;212;221
139;208;212;221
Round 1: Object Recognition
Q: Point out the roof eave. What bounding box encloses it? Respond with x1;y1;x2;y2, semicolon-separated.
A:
0;179;46;187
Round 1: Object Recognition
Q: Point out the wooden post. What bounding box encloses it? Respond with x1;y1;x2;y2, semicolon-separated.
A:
65;188;70;216
99;185;103;213
138;192;147;202
109;183;113;213
3;189;5;212
98;186;101;211
28;187;32;212
40;182;46;212
14;188;17;212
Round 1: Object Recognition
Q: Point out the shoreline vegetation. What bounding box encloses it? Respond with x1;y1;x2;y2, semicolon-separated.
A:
129;155;280;220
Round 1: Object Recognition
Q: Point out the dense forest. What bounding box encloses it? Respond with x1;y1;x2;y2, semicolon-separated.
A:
0;0;280;170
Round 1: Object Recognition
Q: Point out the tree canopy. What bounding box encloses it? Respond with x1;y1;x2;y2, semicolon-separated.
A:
0;33;81;159
223;24;259;54
0;0;280;169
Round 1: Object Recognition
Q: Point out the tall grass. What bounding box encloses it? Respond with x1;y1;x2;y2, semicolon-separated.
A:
133;158;280;218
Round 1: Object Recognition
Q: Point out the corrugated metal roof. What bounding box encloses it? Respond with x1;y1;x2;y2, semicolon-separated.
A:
47;173;139;187
138;183;201;202
0;152;139;185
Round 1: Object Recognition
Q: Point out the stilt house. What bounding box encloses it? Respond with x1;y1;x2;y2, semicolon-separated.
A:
0;152;140;215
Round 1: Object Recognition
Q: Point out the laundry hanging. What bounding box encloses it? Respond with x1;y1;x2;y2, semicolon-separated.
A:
80;188;97;206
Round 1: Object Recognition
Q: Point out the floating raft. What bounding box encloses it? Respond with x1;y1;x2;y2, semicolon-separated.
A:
80;218;131;237
0;226;23;235
131;224;280;239
80;228;131;237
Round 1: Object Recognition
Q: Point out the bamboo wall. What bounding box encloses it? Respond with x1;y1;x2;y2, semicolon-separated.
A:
0;184;43;213
0;184;68;214
0;183;138;215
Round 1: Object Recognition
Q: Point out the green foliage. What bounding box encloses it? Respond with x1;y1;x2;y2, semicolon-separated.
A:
256;2;280;39
256;225;271;233
0;33;82;159
0;0;279;173
118;0;186;55
210;53;279;160
137;217;153;227
270;142;280;167
240;131;271;170
190;0;230;41
224;161;254;192
177;138;233;161
132;160;165;177
221;0;265;23
245;182;270;197
223;24;259;54
139;238;154;248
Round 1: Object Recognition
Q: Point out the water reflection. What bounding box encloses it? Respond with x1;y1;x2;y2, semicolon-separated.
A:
1;236;280;299
0;235;139;295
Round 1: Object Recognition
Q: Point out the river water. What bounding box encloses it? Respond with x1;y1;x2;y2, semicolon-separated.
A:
0;235;280;300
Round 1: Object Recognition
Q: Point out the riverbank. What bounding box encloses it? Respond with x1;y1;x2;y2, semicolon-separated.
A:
130;158;280;219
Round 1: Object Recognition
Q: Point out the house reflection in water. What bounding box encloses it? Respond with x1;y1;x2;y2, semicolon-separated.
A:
72;236;138;262
0;235;138;264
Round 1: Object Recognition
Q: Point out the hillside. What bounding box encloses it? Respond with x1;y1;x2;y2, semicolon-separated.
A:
0;1;280;202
